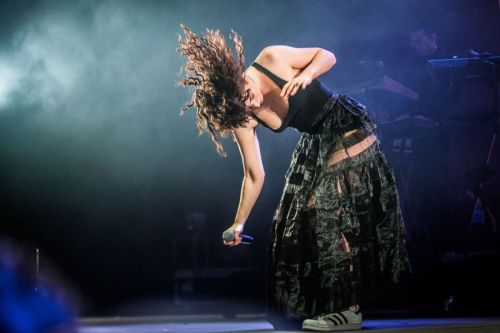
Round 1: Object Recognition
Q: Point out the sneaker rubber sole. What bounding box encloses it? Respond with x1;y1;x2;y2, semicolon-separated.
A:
302;321;361;331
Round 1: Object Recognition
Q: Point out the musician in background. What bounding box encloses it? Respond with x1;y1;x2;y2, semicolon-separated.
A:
395;25;450;262
410;27;439;58
405;26;447;122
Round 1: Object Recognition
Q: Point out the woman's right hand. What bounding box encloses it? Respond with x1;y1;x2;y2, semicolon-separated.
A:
222;224;244;246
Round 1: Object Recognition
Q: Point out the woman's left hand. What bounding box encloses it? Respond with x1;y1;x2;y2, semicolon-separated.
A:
280;74;313;98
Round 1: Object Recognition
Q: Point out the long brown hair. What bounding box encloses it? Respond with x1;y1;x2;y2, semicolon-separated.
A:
176;24;251;157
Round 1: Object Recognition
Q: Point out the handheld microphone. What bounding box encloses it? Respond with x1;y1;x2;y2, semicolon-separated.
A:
222;229;254;245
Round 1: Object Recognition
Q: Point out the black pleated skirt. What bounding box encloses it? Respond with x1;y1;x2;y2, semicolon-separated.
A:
266;94;411;325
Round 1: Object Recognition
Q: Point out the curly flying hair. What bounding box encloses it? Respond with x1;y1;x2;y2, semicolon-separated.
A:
176;24;252;157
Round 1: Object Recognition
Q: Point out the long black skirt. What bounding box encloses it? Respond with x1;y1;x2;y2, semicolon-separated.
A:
266;94;411;324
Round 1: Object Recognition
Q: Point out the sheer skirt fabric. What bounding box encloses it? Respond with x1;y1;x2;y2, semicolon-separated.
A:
266;95;411;323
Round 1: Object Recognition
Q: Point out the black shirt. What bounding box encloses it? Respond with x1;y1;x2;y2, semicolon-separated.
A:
250;61;334;134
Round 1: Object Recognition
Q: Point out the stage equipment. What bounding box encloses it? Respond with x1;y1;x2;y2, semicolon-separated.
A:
429;51;499;251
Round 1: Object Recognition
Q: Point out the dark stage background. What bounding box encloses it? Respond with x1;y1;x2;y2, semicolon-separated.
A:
0;0;499;316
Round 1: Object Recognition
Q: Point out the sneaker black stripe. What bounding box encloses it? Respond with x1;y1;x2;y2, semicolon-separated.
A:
338;312;349;323
325;315;341;325
333;313;347;324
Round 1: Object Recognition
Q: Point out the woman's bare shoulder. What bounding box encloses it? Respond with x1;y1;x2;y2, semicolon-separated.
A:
253;45;299;80
255;45;333;74
255;45;284;64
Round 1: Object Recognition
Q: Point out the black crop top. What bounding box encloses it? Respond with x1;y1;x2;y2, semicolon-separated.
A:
250;61;334;134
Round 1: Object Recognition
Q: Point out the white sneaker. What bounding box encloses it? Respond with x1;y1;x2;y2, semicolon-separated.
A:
302;309;362;331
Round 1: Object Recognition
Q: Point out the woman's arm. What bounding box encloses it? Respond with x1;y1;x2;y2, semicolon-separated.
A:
260;45;337;98
223;124;265;246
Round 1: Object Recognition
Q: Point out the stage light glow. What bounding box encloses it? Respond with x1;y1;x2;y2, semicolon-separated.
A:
0;61;19;108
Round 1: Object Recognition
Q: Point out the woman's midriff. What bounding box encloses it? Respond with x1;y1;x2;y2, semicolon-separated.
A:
306;129;377;209
327;130;377;167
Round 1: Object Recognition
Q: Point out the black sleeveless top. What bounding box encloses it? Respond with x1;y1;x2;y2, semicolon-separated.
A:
250;61;334;134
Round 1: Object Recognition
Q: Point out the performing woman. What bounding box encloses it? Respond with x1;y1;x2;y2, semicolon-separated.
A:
177;25;411;332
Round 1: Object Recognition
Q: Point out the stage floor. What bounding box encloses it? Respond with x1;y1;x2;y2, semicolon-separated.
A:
79;315;500;333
